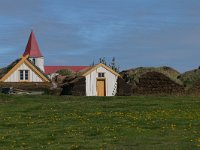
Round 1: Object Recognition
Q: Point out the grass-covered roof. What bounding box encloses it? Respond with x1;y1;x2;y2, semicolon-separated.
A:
0;58;21;79
120;66;183;85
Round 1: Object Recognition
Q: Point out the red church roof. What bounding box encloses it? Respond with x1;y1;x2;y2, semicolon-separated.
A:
44;66;89;75
23;31;43;57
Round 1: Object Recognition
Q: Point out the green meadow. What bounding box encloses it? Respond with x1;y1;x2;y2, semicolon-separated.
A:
0;95;200;150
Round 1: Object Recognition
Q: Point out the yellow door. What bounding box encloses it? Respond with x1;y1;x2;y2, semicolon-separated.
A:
97;79;106;96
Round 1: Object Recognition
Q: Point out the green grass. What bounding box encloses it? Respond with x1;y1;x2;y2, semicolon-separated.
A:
0;95;200;150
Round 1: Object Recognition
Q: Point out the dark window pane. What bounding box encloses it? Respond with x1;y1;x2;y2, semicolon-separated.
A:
98;73;105;77
20;70;24;80
33;58;35;64
25;70;29;80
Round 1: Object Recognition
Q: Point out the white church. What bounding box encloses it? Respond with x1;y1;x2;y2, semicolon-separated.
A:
0;32;120;96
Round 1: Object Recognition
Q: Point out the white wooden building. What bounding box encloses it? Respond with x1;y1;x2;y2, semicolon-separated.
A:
0;55;49;83
82;63;120;96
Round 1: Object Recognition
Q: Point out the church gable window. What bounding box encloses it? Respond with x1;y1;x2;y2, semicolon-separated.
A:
19;70;29;81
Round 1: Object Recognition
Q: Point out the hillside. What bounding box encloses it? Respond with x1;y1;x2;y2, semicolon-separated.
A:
178;68;200;88
120;66;182;85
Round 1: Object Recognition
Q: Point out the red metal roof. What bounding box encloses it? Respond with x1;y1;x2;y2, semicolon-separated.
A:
44;66;89;75
23;31;43;57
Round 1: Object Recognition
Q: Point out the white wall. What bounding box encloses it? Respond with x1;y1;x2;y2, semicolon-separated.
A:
48;73;59;80
85;66;118;96
5;62;43;82
29;57;44;72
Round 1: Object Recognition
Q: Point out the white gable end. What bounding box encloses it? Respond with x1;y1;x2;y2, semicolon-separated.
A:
85;66;118;96
5;62;43;82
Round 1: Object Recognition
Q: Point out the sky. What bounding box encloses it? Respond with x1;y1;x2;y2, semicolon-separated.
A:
0;0;200;72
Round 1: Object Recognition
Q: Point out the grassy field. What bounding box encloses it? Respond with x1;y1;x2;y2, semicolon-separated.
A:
0;95;200;150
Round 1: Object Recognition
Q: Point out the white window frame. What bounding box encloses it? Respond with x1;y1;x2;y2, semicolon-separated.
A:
98;72;105;78
19;70;29;81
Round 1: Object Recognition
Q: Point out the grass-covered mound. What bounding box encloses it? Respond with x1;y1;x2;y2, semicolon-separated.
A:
134;72;184;95
121;66;182;85
61;76;86;96
178;68;200;94
186;80;200;95
0;95;199;149
178;68;200;88
120;66;184;95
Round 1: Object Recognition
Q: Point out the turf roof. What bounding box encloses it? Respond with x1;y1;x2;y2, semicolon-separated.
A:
0;58;21;79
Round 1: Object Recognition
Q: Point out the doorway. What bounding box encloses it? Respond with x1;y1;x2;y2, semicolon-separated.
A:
97;79;106;96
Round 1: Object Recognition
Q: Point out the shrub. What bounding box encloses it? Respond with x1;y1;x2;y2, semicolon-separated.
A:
56;69;74;76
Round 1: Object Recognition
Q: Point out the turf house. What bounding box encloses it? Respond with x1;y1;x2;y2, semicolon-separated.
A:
0;32;122;96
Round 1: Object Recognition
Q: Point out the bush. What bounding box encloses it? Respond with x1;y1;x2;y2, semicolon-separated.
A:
56;69;74;76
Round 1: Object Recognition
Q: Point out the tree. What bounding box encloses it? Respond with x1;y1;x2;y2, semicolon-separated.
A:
91;57;120;72
99;57;107;66
109;57;119;72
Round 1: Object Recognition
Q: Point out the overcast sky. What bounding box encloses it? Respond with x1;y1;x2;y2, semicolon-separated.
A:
0;0;200;72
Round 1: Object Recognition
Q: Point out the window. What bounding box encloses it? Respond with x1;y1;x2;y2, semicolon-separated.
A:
19;70;29;81
98;72;105;78
25;70;29;80
20;70;24;80
32;58;35;64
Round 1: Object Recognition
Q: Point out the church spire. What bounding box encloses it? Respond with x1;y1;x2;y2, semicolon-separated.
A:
23;31;43;57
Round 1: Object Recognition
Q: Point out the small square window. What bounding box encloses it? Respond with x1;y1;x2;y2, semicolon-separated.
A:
98;73;105;78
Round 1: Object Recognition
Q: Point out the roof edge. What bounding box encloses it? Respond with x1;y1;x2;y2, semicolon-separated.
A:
82;63;120;77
